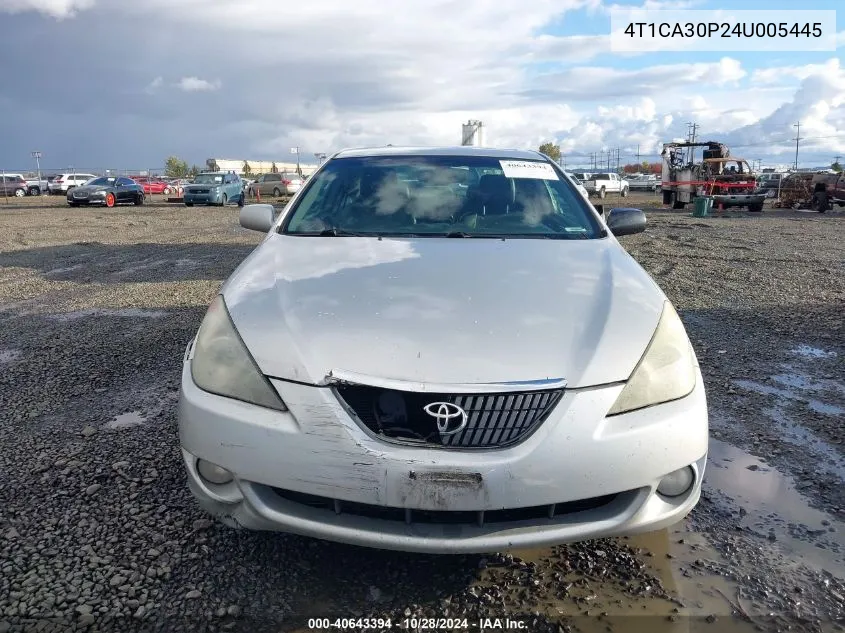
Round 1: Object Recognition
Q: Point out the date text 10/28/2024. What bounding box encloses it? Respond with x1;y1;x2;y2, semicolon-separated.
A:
307;617;528;630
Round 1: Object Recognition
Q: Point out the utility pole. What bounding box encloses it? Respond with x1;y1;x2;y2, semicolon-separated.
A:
31;151;42;194
793;121;800;170
834;155;841;170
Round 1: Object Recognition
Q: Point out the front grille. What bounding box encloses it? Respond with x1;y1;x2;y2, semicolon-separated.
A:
271;487;619;527
73;191;88;199
190;188;210;194
335;385;563;449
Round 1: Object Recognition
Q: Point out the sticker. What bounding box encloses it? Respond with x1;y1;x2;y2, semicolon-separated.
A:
499;160;559;180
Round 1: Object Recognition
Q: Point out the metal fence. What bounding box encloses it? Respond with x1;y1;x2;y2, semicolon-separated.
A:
2;167;168;178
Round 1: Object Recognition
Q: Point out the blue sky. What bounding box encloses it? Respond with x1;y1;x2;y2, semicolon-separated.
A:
0;0;843;172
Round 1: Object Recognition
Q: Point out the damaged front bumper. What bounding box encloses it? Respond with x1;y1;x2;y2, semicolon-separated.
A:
177;345;709;554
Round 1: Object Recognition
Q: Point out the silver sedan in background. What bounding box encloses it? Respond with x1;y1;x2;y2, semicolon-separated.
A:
178;146;708;554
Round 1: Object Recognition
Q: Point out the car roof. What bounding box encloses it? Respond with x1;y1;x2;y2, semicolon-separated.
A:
332;146;547;160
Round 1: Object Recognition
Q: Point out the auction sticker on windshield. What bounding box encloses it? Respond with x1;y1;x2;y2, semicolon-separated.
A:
499;160;559;180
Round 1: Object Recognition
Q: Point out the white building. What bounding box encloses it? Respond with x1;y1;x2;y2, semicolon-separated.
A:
206;158;319;176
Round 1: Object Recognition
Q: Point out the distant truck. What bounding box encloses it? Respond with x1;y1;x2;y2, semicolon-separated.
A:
660;141;765;212
582;173;629;198
25;175;49;196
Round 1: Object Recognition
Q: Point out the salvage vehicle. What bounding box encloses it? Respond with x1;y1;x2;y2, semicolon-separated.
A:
777;171;845;212
660;141;765;212
178;146;708;554
183;171;245;207
66;176;144;207
583;172;629;198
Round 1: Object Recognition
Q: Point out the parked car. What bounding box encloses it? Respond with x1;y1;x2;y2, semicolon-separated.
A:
563;171;589;199
183;172;244;207
1;174;28;197
583;173;630;198
66;176;145;207
178;146;707;554
627;174;661;192
24;175;50;195
132;177;172;195
755;172;787;198
49;173;97;194
249;172;302;198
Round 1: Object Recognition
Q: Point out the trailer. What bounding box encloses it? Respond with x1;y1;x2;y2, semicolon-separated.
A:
660;141;766;212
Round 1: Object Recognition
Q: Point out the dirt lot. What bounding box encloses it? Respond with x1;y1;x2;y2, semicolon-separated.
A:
0;195;843;633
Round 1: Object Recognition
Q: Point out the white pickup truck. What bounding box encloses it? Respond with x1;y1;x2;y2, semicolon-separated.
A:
583;173;629;199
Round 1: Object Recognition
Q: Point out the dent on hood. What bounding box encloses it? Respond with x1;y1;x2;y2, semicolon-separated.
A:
222;236;666;389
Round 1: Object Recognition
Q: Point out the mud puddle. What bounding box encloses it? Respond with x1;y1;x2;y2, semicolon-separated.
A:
0;347;21;363
104;410;147;429
706;439;845;573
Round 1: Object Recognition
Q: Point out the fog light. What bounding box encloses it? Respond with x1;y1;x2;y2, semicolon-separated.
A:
196;459;233;485
657;466;694;497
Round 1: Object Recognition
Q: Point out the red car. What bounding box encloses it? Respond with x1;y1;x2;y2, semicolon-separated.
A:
131;177;172;195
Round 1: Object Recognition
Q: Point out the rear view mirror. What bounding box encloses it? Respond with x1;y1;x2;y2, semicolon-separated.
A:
607;207;646;236
240;203;275;232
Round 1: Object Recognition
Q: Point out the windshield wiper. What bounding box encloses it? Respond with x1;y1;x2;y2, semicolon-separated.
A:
445;230;473;238
314;228;368;236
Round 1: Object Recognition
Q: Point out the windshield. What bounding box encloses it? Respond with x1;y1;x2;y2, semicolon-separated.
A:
193;174;224;184
282;155;603;239
85;177;115;187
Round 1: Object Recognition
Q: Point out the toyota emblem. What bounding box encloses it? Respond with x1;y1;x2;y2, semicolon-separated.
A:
423;402;468;436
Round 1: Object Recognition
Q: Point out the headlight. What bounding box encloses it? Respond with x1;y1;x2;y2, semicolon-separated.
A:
607;301;696;416
190;295;287;411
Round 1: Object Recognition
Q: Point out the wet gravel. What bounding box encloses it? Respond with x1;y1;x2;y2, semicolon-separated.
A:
0;200;844;632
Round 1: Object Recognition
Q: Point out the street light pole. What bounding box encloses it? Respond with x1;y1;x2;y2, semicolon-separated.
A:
32;151;42;194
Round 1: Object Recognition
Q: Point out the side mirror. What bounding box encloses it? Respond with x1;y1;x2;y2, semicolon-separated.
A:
607;207;646;236
239;203;276;232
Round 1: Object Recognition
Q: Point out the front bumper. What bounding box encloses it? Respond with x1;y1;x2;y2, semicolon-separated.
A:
178;343;708;553
184;191;222;205
711;194;765;206
67;196;107;205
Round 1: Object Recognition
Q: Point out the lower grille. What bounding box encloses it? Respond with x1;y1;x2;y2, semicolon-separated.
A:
271;487;619;527
335;385;563;449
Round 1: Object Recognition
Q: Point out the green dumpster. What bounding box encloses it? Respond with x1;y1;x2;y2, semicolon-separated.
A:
692;196;713;217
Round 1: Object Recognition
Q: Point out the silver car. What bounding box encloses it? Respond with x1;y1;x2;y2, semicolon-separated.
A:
178;146;708;554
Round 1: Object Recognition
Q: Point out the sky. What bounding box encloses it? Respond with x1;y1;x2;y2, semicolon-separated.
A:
0;0;844;172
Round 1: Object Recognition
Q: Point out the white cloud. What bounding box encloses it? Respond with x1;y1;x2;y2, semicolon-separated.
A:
751;59;841;86
0;0;93;18
144;76;163;94
176;77;221;92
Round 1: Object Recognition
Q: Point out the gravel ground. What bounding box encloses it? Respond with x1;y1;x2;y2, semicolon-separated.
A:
0;198;844;633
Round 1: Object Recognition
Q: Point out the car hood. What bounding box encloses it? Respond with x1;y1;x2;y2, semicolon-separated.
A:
220;234;667;389
69;185;110;194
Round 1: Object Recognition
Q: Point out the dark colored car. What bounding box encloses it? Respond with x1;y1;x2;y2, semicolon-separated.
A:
67;176;145;208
